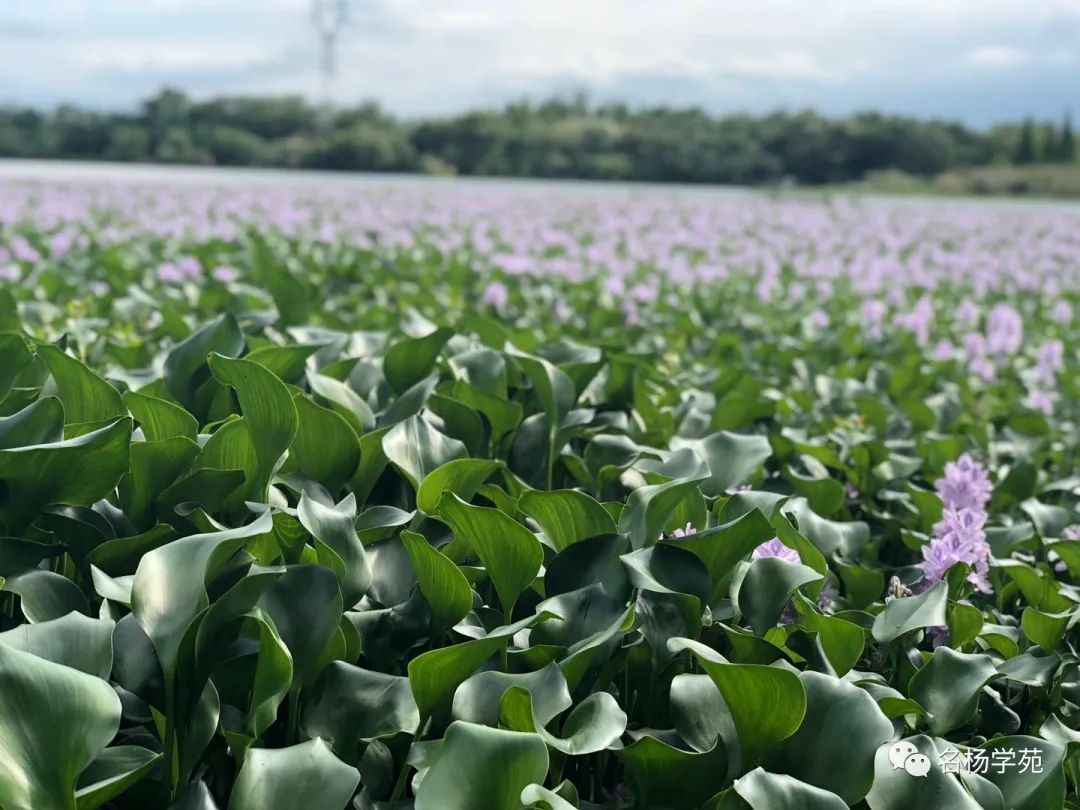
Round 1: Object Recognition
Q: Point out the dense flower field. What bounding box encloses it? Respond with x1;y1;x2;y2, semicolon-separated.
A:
0;178;1079;810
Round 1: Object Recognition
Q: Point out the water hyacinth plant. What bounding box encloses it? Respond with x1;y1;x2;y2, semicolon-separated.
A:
0;177;1077;809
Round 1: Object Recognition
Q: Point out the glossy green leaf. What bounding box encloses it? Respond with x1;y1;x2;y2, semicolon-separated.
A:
0;644;122;810
227;738;360;810
436;493;543;616
401;530;473;638
414;722;549;810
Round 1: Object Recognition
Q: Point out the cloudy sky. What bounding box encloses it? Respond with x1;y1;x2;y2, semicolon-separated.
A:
2;0;1079;126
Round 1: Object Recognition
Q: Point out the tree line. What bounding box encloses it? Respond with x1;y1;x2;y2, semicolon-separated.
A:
0;89;1075;185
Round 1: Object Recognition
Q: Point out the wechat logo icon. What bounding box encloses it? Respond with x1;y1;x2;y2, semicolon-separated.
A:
888;742;932;778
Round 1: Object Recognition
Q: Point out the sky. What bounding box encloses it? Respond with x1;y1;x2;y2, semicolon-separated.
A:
2;0;1079;127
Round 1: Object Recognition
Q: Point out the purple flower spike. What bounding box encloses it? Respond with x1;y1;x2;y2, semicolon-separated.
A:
935;453;992;513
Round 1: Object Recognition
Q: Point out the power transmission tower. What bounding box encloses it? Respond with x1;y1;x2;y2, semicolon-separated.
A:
312;0;349;129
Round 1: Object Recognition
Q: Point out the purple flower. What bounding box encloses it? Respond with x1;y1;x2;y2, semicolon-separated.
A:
986;302;1024;356
752;538;800;563
212;265;238;283
922;504;992;593
955;298;980;327
935;454;992;513
177;255;202;278
157;262;183;283
845;482;860;500
1063;525;1080;541
1036;339;1064;384
0;264;19;282
969;355;997;383
481;280;508;310
1051;300;1073;325
860;299;887;338
1024;390;1053;415
932;339;955;362
667;523;696;539
808;309;830;329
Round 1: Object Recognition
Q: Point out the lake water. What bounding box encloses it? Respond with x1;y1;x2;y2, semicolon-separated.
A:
2;158;1079;213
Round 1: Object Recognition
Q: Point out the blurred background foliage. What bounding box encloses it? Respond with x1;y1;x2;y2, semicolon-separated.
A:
1;89;1077;193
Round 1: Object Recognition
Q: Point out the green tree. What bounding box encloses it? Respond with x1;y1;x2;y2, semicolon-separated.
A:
1015;119;1036;164
104;125;150;162
1060;112;1076;163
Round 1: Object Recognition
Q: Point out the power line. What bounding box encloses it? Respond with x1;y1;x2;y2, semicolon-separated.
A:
312;0;349;127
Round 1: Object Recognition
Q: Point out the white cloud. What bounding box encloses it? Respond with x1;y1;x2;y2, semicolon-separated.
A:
965;46;1031;68
71;40;278;73
2;0;1079;124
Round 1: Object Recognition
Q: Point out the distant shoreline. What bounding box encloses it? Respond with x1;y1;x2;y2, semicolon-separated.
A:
4;159;1080;213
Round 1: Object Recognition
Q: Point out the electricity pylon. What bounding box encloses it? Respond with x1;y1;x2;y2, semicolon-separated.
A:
312;0;349;128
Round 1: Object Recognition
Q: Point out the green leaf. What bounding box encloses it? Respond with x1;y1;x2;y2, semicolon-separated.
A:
414;722;549;810
674;508;776;603
209;353;299;498
246;343;322;384
123;390;199;442
75;746;160;810
618;476;707;550
384;327;453;394
297;493;371;608
3;569;90;623
671;430;772;497
0;644;121;810
382;414;467;490
401;530;473;638
407;613;552;724
453;662;571;728
871;581;948;643
669;637;806;763
908;647;999;735
621;544;710;605
306;371;376;435
520;784;578;810
227;738;359;810
0;417;132;533
499;686;627;755
865;735;987;810
37;344;125;425
792;597;866;676
131;510;273;678
0;397;65;449
615;734;729;809
257;564;344;691
519;489;617;552
738;557;823;636
436;493;543;616
1020;606;1070;650
947;600;985;648
416;458;502;515
0;612;114;677
303;661;420;762
733;768;848;810
768;672;892;804
164;313;245;411
119;436;200;528
284;392;361;493
977;736;1065;810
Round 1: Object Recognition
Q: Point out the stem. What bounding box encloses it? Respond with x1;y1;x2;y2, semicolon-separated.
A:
389;716;430;810
545;431;556;490
387;757;412;810
163;678;177;801
501;607;512;671
286;689;301;745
